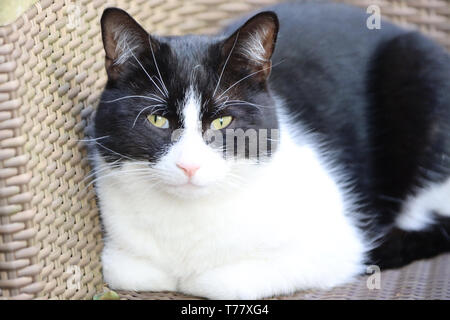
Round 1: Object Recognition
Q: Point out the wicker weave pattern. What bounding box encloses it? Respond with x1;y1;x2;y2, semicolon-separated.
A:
0;0;449;300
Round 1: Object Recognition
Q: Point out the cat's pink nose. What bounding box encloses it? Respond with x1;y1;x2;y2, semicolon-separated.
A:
176;163;200;178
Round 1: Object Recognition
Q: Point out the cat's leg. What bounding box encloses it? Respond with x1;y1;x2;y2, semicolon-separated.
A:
377;32;450;234
102;246;176;292
179;262;295;300
368;31;450;269
374;177;450;269
396;178;450;231
178;257;362;299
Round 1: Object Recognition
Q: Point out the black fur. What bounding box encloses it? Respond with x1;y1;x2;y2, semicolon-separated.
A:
247;2;450;269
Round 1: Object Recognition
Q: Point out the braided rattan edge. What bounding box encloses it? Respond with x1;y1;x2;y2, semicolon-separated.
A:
0;3;42;300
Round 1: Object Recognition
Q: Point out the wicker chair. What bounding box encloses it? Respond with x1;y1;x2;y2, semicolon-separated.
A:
0;0;449;300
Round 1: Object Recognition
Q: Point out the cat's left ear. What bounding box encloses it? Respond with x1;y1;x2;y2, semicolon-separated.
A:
101;8;156;80
222;11;279;81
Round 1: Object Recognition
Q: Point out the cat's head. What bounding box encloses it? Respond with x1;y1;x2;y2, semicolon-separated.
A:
94;8;280;198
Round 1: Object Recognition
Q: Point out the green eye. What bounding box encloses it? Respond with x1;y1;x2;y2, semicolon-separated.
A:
147;114;169;128
211;116;233;130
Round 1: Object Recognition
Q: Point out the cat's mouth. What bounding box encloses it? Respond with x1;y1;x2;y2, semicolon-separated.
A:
171;180;207;189
161;180;213;199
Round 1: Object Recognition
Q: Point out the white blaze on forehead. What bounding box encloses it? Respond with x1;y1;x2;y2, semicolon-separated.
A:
174;86;208;168
182;86;202;134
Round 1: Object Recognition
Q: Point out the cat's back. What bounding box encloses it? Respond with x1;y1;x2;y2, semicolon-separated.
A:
267;1;405;102
271;1;403;53
228;2;405;78
249;2;405;195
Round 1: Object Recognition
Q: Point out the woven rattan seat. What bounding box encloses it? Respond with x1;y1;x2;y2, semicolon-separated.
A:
0;0;449;299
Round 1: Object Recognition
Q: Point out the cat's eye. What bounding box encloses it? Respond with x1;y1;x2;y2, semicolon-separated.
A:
211;116;233;130
147;114;169;129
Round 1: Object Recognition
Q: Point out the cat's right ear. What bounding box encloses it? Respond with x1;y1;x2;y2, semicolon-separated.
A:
101;8;149;80
221;11;279;82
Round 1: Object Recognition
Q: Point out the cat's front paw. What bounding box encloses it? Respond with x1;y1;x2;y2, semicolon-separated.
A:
179;274;258;299
102;248;176;292
178;264;290;299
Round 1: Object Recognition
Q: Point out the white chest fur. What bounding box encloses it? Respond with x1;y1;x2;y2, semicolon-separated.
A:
93;126;368;299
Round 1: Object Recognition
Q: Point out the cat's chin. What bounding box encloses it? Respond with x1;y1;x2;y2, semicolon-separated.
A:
160;182;216;199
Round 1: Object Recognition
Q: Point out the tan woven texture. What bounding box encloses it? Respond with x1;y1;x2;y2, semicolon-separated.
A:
0;0;449;300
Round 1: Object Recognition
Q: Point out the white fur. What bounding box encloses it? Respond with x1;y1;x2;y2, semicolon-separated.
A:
396;177;450;231
94;92;368;299
113;26;140;65
239;28;269;64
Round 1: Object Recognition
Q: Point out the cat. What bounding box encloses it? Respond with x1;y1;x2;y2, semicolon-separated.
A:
90;1;450;299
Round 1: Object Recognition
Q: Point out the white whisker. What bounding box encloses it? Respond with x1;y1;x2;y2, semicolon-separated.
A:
82;162;122;184
132;104;166;128
102;95;165;104
93;141;137;161
213;32;240;98
146;92;166;103
126;43;167;98
217;60;284;100
148;37;169;97
212;100;267;116
81;168;162;193
76;136;110;143
223;100;267;108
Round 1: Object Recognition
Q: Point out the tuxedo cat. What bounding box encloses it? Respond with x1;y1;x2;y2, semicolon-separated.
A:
91;1;450;299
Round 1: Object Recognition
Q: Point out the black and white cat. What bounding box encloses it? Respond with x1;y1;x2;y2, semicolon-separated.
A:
91;1;450;299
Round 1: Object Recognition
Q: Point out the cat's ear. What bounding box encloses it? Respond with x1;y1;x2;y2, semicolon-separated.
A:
222;11;279;81
101;8;152;79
